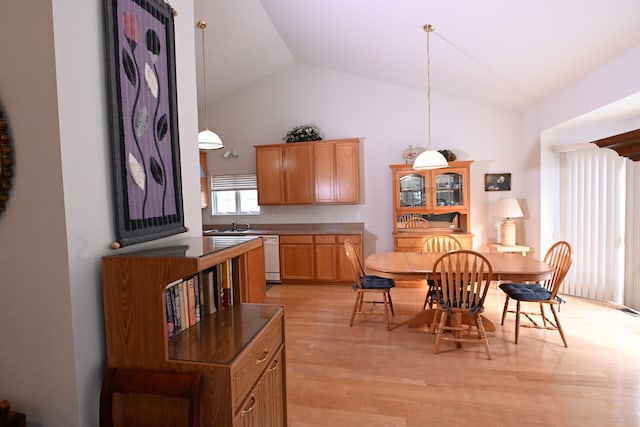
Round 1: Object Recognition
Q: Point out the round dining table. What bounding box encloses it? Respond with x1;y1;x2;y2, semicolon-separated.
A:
364;251;553;329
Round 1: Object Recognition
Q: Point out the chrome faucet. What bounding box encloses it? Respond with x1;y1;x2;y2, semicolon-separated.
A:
231;221;237;231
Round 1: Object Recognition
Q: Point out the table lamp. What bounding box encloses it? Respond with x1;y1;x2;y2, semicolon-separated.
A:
496;198;523;246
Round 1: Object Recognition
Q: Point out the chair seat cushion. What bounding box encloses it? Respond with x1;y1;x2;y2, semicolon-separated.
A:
499;283;551;301
360;275;395;289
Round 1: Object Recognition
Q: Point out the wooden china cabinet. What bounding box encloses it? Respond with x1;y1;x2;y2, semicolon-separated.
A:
390;161;474;251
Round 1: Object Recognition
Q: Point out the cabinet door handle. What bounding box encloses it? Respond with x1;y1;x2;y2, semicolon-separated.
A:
240;396;256;416
255;348;269;364
267;359;279;372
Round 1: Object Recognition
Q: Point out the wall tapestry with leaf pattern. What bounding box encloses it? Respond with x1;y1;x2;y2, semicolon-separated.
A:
104;0;185;247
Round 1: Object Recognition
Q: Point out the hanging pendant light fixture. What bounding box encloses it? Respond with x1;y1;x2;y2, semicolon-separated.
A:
197;20;224;150
413;24;448;170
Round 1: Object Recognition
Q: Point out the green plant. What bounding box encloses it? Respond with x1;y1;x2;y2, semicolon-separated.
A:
283;123;323;143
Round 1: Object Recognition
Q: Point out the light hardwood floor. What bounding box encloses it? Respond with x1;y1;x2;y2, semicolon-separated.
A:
264;283;640;427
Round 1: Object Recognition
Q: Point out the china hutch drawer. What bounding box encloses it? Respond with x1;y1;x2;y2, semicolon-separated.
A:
396;237;424;251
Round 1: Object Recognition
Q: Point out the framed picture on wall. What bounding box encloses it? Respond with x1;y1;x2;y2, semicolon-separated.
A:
103;0;186;247
485;173;511;191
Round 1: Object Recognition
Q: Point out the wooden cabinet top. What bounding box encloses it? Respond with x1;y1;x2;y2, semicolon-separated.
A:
168;303;283;364
254;137;360;150
389;160;473;171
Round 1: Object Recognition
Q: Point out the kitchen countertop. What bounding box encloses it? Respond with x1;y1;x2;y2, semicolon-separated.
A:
203;222;364;236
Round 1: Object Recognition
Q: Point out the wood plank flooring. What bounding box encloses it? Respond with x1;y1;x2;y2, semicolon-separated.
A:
264;283;640;427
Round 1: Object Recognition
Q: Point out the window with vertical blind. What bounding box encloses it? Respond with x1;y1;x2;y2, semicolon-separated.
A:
558;148;640;310
210;174;260;215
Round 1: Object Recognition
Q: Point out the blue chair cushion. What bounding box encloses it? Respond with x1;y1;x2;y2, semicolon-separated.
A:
359;275;395;289
499;283;551;301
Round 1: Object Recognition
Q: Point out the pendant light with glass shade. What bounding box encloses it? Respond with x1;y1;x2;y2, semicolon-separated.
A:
413;24;448;170
197;20;223;150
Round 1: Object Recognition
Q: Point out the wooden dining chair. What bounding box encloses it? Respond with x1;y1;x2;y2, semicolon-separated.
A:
432;250;494;359
344;239;395;331
499;241;573;347
421;234;463;310
404;217;429;229
100;367;203;427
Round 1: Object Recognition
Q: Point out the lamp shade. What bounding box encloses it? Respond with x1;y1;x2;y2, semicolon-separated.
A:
413;149;448;170
198;129;224;150
496;198;523;219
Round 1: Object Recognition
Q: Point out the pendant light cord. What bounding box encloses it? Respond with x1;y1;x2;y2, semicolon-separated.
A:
197;20;209;129
425;24;433;150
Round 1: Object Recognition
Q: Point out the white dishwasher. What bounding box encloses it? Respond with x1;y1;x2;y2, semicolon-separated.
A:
260;235;281;283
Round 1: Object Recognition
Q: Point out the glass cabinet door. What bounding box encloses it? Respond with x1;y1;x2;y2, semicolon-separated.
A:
399;173;426;207
434;172;464;207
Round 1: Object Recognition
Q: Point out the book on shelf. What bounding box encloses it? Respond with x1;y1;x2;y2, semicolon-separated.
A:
221;260;232;309
185;277;197;327
165;287;175;341
163;272;219;341
199;267;217;316
193;274;201;323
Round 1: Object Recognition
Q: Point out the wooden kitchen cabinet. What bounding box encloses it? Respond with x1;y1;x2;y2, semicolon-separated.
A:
101;237;287;426
279;235;315;280
255;138;360;205
280;234;362;283
200;150;209;208
314;235;338;281
313;139;360;204
390;162;474;251
255;143;313;205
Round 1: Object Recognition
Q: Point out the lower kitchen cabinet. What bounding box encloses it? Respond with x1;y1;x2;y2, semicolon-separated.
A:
279;235;315;280
280;234;361;283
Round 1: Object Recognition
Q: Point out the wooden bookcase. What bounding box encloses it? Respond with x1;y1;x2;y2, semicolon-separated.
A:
101;236;286;426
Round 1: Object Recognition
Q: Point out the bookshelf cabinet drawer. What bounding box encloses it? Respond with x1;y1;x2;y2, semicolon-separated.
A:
231;314;283;409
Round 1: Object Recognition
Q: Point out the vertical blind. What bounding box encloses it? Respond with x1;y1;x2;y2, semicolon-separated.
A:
624;159;640;311
558;148;626;303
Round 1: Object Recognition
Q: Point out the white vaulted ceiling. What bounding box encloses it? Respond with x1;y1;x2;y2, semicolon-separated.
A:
194;0;640;111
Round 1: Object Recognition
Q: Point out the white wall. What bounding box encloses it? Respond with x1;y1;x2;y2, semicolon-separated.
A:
204;63;522;256
0;0;202;425
524;44;640;255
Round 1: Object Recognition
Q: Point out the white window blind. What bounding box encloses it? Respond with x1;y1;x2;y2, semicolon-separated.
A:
624;159;640;312
558;148;626;303
211;174;257;191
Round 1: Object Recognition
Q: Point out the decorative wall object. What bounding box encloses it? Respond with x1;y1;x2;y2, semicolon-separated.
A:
104;0;185;247
485;173;511;191
0;108;13;217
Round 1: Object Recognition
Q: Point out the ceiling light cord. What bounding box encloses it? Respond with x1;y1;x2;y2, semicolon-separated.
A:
197;20;209;129
196;20;223;150
425;24;433;150
413;24;448;170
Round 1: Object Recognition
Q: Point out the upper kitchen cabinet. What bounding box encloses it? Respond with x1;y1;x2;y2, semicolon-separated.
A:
200;151;209;208
255;138;360;205
255;143;313;205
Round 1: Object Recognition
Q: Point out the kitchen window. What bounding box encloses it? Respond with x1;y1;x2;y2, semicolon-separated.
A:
210;174;260;215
